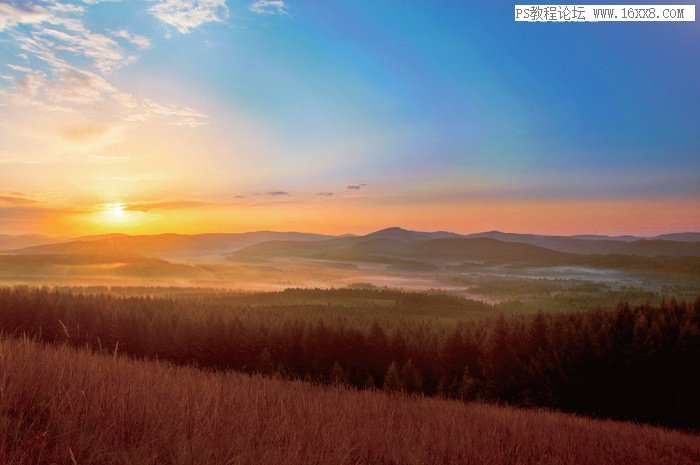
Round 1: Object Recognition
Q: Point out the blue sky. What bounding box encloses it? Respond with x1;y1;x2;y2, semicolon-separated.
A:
0;0;698;235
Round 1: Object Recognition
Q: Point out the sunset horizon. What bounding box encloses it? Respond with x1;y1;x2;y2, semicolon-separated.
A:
2;1;698;238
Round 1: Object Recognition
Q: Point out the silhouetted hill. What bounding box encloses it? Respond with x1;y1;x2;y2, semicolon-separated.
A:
232;235;573;266
6;232;332;262
364;227;462;241
618;239;700;256
463;231;700;256
0;234;64;251
571;234;639;242
228;229;700;275
654;232;700;242
5;229;700;269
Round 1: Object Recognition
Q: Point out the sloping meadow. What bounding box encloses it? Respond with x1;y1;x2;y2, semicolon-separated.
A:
0;287;698;429
1;337;699;465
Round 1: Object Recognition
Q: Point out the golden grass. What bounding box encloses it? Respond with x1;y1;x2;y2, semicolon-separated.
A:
0;337;698;465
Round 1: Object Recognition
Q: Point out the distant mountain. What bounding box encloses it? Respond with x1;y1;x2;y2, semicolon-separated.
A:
618;240;700;257
364;227;463;241
5;228;700;267
571;234;639;242
5;231;332;262
462;231;700;256
654;232;700;242
230;228;700;268
231;233;573;266
0;234;64;251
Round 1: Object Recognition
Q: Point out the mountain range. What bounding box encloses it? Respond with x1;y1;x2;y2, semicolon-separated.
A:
2;228;699;269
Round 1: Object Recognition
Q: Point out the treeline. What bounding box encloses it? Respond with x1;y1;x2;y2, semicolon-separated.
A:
0;287;698;429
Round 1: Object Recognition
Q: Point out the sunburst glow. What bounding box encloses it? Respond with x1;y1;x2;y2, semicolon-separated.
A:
92;202;141;229
106;203;126;220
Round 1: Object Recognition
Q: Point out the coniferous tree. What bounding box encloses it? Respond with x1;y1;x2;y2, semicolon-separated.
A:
331;361;349;386
458;366;478;401
383;362;403;393
400;359;423;393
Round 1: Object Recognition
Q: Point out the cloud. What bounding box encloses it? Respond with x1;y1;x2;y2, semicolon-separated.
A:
150;0;229;34
89;154;130;163
61;123;111;142
111;29;151;50
249;0;288;15
7;64;32;73
0;1;208;128
122;200;208;212
0;3;50;31
0;152;42;165
346;184;368;190
266;191;290;196
0;195;39;205
2;62;207;128
4;2;134;74
0;204;76;232
316;192;334;197
233;195;245;199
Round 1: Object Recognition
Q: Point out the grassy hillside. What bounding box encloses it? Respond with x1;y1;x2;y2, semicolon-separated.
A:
1;337;698;465
1;287;698;428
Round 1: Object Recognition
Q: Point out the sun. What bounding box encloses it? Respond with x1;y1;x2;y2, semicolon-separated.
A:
105;203;126;220
97;202;139;227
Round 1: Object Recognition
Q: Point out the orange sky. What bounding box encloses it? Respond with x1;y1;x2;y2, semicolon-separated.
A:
1;0;698;239
14;195;695;238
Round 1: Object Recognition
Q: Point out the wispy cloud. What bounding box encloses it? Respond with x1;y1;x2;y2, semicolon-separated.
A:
0;1;208;130
266;191;290;196
7;64;32;73
347;184;367;190
122;200;209;212
0;152;42;165
249;0;289;15
111;29;151;50
150;0;229;34
0;3;51;31
316;192;334;197
89;154;130;163
61;123;111;142
0;195;39;205
0;204;77;233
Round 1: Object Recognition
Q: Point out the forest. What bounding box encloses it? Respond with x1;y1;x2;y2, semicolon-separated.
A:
0;286;698;430
4;336;700;465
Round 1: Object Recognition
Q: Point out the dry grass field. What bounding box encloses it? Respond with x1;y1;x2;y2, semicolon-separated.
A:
1;337;698;465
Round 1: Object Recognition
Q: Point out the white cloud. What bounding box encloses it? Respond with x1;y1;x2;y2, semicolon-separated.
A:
111;29;151;50
3;4;132;74
249;0;288;15
7;64;32;73
0;1;207;129
0;3;51;31
149;0;229;34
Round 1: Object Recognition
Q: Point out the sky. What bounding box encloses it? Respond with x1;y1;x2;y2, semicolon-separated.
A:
0;0;698;237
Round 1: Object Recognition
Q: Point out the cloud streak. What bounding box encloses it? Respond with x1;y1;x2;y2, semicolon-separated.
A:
150;0;230;34
0;1;208;130
122;200;209;212
249;1;289;15
0;195;39;205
